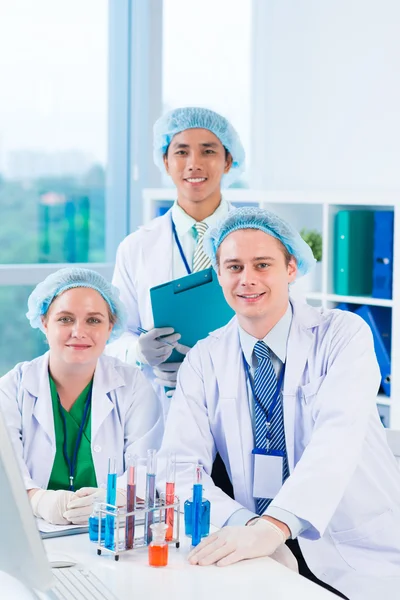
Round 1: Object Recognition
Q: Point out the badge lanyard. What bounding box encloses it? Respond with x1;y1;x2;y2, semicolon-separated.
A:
57;386;93;491
171;216;192;275
243;355;285;454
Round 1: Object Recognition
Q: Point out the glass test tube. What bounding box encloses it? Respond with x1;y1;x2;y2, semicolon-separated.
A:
165;452;176;541
125;455;137;550
191;462;203;547
105;457;117;550
144;449;157;545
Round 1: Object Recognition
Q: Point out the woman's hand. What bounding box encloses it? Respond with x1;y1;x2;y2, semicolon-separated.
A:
30;489;74;525
63;486;127;525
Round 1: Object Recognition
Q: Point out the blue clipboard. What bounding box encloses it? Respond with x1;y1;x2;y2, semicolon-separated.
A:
150;268;235;363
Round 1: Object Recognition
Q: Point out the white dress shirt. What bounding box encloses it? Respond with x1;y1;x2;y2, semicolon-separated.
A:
226;303;310;539
170;198;230;278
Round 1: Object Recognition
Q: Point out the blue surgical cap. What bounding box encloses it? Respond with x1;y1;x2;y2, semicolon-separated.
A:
204;207;316;278
153;107;245;188
26;267;127;342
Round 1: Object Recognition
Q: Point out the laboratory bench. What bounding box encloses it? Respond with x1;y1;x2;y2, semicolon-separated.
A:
43;516;336;599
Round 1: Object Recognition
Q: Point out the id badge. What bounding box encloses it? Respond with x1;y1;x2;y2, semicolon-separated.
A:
252;448;284;499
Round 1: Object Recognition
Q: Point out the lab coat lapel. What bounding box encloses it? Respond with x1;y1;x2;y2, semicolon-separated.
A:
91;355;125;441
24;352;56;447
284;298;322;471
143;211;173;289
210;319;254;508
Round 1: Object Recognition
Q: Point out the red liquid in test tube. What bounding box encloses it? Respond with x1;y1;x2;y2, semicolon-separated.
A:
165;453;176;541
165;482;175;541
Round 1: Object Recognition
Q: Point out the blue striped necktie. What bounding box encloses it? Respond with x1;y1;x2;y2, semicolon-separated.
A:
253;340;289;515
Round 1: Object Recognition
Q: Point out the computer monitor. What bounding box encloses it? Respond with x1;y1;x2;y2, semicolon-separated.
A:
0;406;54;594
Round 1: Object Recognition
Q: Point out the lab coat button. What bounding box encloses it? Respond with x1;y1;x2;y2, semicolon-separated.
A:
94;445;101;453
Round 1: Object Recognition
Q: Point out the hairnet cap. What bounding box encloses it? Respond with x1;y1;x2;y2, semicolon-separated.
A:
153;107;245;188
26;267;127;343
203;207;316;278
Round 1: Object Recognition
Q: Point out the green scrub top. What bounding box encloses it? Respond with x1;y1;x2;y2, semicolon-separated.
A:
47;375;97;491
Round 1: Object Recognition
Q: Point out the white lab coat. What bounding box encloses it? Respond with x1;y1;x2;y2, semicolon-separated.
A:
0;352;163;492
107;210;184;416
158;298;400;600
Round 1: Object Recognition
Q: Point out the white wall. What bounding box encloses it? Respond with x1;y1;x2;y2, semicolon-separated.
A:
251;0;400;191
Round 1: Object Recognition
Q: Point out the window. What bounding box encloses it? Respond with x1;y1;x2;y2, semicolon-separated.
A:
0;0;109;374
162;0;252;186
0;0;108;264
0;286;48;374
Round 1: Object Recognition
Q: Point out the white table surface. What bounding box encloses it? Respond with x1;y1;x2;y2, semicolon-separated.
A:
43;517;336;600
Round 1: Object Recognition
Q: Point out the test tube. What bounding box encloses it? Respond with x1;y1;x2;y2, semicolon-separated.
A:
105;457;117;550
144;449;157;544
125;455;137;550
165;452;176;541
191;462;203;548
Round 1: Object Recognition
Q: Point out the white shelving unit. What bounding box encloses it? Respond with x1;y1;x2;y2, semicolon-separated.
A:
142;189;400;427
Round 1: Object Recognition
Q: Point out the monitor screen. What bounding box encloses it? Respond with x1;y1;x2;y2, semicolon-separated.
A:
0;407;54;593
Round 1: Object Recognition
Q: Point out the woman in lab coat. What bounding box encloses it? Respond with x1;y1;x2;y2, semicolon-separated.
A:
0;267;162;526
157;208;400;600
107;107;245;417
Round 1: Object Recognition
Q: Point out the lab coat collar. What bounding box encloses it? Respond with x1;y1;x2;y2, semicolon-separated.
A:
140;210;174;284
289;294;324;329
282;297;319;472
91;354;126;441
140;209;172;232
22;351;50;398
23;352;55;445
283;296;320;395
23;352;127;444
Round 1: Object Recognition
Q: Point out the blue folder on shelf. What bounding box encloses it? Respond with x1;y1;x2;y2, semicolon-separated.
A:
150;268;235;363
372;211;394;300
356;305;391;397
337;303;391;397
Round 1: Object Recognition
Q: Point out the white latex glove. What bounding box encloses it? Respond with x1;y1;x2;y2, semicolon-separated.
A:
269;543;299;573
63;486;127;525
153;362;181;388
153;343;191;396
137;327;181;367
188;519;286;567
30;489;74;525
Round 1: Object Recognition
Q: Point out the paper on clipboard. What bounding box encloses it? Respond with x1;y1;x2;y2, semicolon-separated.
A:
36;518;88;539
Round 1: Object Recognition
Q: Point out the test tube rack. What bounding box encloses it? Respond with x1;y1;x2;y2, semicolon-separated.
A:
95;496;180;561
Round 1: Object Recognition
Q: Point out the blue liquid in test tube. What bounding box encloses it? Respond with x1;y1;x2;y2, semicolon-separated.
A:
144;449;157;545
191;463;203;547
105;457;117;550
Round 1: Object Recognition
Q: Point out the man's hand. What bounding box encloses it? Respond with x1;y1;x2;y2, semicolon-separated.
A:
188;519;286;567
251;515;291;540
